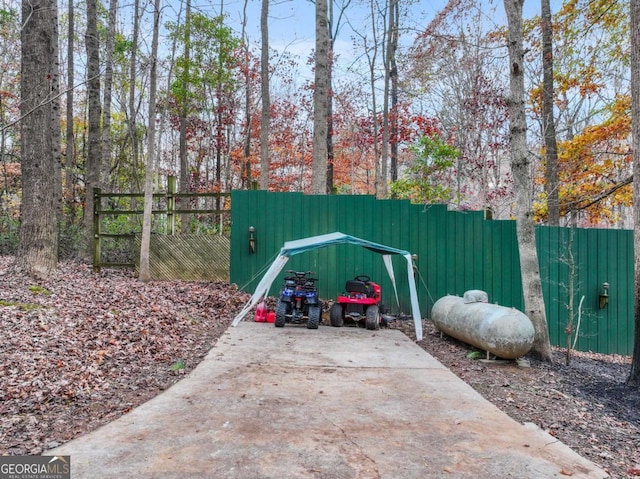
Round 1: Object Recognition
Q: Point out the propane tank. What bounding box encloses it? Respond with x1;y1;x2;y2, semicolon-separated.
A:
254;301;268;322
431;292;534;359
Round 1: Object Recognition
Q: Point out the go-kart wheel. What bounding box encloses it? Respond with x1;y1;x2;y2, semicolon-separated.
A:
330;303;344;327
275;300;287;327
354;275;370;283
365;305;380;330
307;305;320;329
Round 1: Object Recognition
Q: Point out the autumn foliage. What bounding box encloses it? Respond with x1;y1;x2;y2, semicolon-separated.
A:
1;0;638;262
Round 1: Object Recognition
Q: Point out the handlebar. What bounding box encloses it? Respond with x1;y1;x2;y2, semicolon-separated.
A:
284;270;318;284
285;270;316;277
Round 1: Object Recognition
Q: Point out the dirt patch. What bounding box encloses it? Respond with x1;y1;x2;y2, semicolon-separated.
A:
1;258;639;477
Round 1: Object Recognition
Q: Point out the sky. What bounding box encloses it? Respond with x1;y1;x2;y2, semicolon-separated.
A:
181;0;545;83
234;1;483;59
222;0;544;44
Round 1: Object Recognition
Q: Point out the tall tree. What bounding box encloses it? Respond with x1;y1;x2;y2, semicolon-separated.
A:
628;0;640;387
259;0;269;189
351;0;381;194
128;0;141;192
102;0;118;184
64;0;75;214
84;0;101;256
326;0;352;193
504;0;553;361
213;4;235;225
388;0;399;185
140;0;161;282
379;0;394;198
312;0;329;194
375;0;401;197
240;0;253;189
541;0;559;225
179;0;191;231
17;0;61;278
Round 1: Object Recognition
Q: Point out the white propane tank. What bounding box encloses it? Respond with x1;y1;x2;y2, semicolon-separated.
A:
431;292;534;359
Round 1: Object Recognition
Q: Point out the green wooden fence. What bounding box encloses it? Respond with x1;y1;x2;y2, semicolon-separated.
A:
230;190;634;355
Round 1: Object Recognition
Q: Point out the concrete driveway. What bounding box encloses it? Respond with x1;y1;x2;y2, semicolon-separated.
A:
49;322;608;478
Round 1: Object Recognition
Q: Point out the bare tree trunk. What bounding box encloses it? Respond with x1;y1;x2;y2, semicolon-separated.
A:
215;86;223;222
367;0;380;196
65;0;74;217
17;0;61;278
241;0;253;189
128;0;140;195
388;0;398;184
628;0;640;387
259;0;269;190
312;0;329;194
154;2;180;208
139;0;161;282
352;0;380;194
102;0;118;185
380;0;399;198
326;13;334;194
51;4;62;224
380;0;390;199
326;0;352;194
542;0;559;225
83;0;102;258
504;0;552;361
214;2;226;223
179;0;191;231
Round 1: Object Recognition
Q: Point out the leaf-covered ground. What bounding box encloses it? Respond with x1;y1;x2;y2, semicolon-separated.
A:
0;257;250;455
1;257;639;478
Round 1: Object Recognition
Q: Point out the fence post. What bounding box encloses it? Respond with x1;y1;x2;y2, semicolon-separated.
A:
93;187;102;272
167;175;176;235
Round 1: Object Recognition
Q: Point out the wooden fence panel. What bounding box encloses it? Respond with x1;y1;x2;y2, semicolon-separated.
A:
133;235;230;282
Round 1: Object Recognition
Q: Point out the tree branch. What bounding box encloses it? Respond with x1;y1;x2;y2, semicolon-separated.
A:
0;74;99;135
563;175;633;212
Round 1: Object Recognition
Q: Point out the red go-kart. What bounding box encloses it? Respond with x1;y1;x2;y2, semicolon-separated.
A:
330;275;383;330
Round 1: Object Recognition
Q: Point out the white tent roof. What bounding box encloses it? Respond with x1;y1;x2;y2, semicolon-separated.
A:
231;232;423;341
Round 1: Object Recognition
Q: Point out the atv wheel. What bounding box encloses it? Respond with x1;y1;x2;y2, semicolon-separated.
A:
330;304;344;327
365;305;380;330
275;300;287;327
307;305;321;329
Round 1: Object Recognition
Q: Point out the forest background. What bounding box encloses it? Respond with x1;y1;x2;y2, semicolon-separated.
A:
4;0;640;372
1;0;633;256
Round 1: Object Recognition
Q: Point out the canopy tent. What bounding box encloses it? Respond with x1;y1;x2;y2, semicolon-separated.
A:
231;232;423;341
